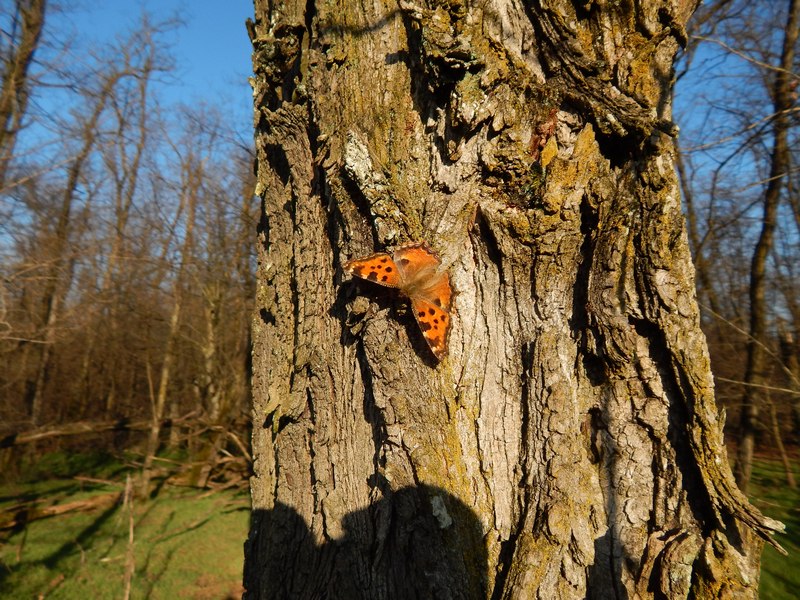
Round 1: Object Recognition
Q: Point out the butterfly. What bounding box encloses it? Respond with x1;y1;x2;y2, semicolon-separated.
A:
343;242;452;360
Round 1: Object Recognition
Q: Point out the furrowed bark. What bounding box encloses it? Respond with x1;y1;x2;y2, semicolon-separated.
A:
245;1;783;598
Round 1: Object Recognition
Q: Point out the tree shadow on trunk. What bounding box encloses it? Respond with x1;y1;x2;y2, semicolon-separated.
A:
244;484;488;599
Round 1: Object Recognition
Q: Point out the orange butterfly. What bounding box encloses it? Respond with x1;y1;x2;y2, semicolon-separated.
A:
344;242;452;360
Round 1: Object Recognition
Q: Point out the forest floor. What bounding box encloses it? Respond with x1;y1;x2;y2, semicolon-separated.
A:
0;452;796;598
0;451;248;599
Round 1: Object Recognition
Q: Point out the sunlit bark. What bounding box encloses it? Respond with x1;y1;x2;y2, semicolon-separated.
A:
245;0;782;597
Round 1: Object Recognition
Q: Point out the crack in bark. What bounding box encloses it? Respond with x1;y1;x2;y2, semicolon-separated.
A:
491;341;536;599
524;4;676;147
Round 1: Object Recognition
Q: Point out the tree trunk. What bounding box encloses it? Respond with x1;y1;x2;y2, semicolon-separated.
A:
766;390;796;489
139;155;199;495
675;142;721;318
245;1;783;598
0;0;46;191
735;0;800;495
89;52;152;419
27;71;119;424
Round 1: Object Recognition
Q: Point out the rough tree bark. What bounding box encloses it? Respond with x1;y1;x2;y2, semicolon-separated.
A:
245;1;783;598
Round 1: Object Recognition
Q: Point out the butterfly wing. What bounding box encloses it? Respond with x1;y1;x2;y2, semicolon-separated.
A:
395;243;452;359
411;297;451;360
419;270;452;311
344;253;402;287
392;243;442;284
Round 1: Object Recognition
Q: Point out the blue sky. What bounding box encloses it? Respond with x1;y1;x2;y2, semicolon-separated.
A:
66;0;255;133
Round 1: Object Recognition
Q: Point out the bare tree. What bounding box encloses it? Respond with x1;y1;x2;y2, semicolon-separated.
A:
674;0;800;493
24;65;119;425
245;0;783;598
77;22;169;418
0;5;256;496
139;141;199;495
138;107;255;491
191;145;256;424
0;0;46;190
733;0;800;493
736;0;800;492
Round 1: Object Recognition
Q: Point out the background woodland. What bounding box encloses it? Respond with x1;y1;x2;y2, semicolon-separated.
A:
1;2;256;490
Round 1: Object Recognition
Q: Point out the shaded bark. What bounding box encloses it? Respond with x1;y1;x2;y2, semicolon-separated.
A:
245;0;783;598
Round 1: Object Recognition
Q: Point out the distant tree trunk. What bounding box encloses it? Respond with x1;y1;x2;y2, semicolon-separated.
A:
735;0;800;495
27;71;120;424
82;47;153;419
0;0;46;190
199;281;223;421
676;143;721;317
780;331;800;443
245;1;783;598
140;154;198;494
766;388;796;488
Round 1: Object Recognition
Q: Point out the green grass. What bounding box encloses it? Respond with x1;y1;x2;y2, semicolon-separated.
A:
749;458;800;599
0;470;249;599
1;452;797;598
